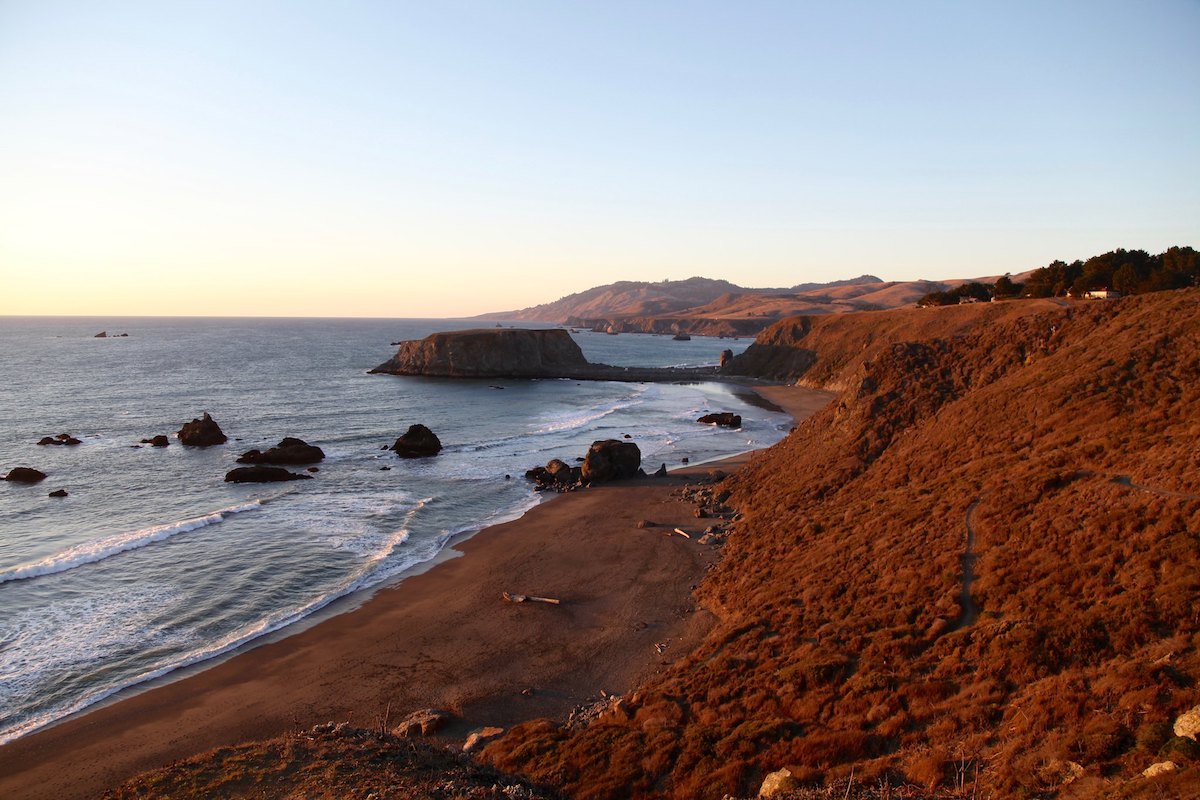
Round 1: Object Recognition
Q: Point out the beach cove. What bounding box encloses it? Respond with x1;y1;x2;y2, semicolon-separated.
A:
0;384;831;799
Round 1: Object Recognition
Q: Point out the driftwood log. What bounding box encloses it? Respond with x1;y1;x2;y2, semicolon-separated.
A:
671;527;692;539
503;592;561;605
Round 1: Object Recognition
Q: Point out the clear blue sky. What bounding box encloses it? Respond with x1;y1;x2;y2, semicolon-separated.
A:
1;1;1197;316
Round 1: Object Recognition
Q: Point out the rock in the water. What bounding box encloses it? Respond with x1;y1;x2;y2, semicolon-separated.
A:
141;435;170;447
1142;761;1179;778
653;463;667;477
237;437;325;465
758;768;798;797
462;726;504;753
525;458;582;491
4;467;47;483
719;348;734;367
37;433;81;446
391;424;442;458
1174;704;1200;740
697;412;742;428
177;413;227;447
224;466;311;483
672;332;691;341
48;488;68;498
391;708;452;738
581;439;641;484
371;328;589;378
94;331;107;338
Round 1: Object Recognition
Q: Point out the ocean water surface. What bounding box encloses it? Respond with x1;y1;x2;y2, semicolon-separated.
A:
0;317;786;744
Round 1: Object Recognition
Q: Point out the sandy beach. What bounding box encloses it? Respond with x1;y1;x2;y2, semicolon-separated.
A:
0;385;832;800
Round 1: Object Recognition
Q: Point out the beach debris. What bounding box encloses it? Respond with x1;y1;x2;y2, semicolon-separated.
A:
697;412;742;428
671;528;692;539
391;423;442;458
177;412;227;447
636;519;657;529
48;488;68;498
140;434;170;447
503;592;561;605
392;708;452;738
654;642;668;654
238;436;325;465
462;726;505;752
3;467;47;483
37;433;82;446
224;466;312;483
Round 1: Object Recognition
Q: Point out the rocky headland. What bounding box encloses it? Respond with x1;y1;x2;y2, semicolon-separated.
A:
370;327;732;383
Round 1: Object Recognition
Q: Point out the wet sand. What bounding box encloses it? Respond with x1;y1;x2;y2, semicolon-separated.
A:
0;385;833;800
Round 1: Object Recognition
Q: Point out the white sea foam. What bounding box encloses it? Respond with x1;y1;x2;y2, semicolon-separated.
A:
0;501;263;585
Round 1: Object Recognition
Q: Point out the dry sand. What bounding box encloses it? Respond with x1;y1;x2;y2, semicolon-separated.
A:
0;385;833;800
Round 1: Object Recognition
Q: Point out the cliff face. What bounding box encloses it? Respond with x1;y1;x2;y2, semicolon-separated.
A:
722;298;1068;390
486;289;1200;799
371;329;589;378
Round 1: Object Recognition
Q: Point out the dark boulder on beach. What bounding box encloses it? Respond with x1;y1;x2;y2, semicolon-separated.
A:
698;412;742;428
581;439;641;484
4;467;47;483
526;458;582;490
391;424;442;458
224;466;312;483
238;437;325;465
177;413;227;447
141;435;170;447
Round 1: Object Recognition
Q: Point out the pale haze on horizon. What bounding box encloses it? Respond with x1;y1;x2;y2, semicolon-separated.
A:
1;1;1197;318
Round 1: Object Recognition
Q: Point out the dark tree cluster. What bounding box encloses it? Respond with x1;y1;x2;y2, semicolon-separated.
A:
917;281;993;307
1023;246;1198;298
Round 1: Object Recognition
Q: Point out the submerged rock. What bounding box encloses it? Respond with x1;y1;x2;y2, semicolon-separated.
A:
224;466;312;483
141;435;170;447
238;437;325;465
177;413;227;447
48;488;68;498
697;412;742;428
581;439;641;483
391;424;442;458
4;467;47;483
37;433;82;446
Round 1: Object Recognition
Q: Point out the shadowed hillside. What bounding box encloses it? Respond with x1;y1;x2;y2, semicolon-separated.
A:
485;289;1200;798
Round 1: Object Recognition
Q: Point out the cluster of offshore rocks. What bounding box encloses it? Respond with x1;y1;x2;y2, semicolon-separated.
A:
3;413;448;494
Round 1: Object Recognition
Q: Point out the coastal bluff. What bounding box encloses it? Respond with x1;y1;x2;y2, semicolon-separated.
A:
370;327;726;382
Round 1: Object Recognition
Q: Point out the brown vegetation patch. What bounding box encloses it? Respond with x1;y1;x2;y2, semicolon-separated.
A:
488;290;1200;798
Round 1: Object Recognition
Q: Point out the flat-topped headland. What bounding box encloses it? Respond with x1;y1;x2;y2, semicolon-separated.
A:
369;327;737;382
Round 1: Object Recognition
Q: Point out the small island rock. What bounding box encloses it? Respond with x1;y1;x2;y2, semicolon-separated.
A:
237;437;325;465
48;489;68;498
4;467;47;483
224;466;312;483
391;424;442;458
177;413;227;447
141;435;170;447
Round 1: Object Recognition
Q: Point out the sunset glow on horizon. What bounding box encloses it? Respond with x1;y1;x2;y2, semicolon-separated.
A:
2;1;1197;318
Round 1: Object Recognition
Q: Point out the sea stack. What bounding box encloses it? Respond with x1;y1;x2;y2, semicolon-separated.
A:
370;328;589;378
177;413;227;447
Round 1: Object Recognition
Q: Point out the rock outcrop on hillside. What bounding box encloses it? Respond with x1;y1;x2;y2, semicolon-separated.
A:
371;329;589;378
486;289;1200;799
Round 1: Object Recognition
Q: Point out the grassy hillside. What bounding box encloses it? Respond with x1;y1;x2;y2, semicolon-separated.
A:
485;289;1200;798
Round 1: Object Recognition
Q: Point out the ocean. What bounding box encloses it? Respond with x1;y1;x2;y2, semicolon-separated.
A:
0;317;787;745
